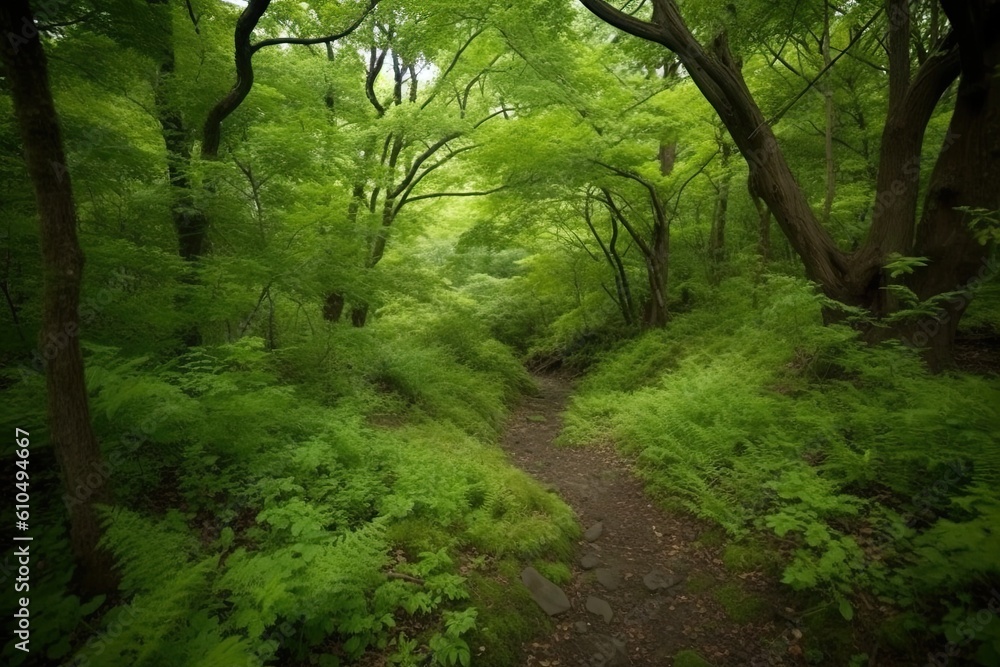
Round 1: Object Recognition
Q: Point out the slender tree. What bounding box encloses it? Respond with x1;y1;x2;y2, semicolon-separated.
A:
1;0;117;594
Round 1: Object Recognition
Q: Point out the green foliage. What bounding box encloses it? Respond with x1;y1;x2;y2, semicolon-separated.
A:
3;285;573;666
2;0;998;664
562;276;1000;658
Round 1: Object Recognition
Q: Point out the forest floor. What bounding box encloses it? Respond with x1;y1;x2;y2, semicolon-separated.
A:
499;373;808;667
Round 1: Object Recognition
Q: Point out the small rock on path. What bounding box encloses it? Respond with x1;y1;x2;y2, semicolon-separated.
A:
520;566;571;616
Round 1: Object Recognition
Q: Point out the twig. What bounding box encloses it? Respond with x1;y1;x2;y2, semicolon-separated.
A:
387;572;425;586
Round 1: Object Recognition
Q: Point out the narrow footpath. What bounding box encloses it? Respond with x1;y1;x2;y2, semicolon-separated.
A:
500;374;805;667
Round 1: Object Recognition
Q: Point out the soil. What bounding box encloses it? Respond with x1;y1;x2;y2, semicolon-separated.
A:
499;373;809;667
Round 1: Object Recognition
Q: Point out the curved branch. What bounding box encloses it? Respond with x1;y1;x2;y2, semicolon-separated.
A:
421;26;485;110
251;0;377;53
577;0;677;48
202;0;378;159
398;186;506;209
201;0;271;159
389;132;462;199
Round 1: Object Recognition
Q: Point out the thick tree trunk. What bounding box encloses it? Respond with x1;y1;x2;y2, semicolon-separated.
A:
1;0;118;595
901;0;1000;368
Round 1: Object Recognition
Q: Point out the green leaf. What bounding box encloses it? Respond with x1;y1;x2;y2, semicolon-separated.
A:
839;598;854;621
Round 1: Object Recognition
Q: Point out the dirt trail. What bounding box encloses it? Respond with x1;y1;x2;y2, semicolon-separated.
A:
500;373;803;667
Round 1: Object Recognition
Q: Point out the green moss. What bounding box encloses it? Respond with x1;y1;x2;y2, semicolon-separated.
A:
713;582;768;624
685;571;716;593
533;560;571;584
673;649;714;667
465;559;552;667
695;528;726;548
526;414;547;422
722;539;781;575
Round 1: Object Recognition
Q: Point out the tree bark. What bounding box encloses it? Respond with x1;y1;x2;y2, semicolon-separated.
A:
901;0;1000;368
601;184;669;328
323;292;345;322
750;181;773;266
821;2;836;227
1;0;118;595
148;0;204;346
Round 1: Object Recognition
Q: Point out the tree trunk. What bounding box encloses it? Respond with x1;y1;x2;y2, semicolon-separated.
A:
585;194;636;326
901;0;1000;368
323;292;345;322
821;2;836;226
643;216;670;328
150;1;208;261
149;0;204;346
350;305;369;327
752;190;773;266
1;0;118;595
709;139;732;276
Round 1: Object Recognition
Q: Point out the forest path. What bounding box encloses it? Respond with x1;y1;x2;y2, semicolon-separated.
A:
499;373;801;667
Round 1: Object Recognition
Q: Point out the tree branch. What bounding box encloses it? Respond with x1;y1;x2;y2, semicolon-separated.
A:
203;0;378;159
251;0;378;53
389;133;463;199
401;186;507;206
422;26;486;110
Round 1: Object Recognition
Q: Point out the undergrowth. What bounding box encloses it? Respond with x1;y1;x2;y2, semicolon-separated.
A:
0;300;575;667
561;276;1000;664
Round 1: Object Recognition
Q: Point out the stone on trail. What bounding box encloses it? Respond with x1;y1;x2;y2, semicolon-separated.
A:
574;621;590;634
520;567;571;616
643;568;684;592
586;595;614;623
583;634;628;667
579;553;600;570
595;567;621;591
584;521;604;542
